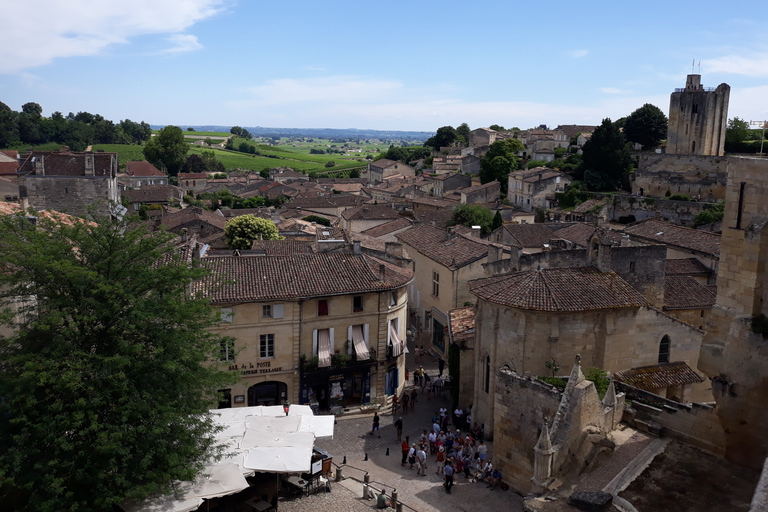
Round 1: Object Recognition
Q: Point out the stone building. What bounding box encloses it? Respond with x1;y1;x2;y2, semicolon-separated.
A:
508;167;571;212
468;266;706;438
122;161;167;189
698;156;768;470
16;150;119;217
430;172;471;197
198;249;413;411
159;206;226;239
367;159;415;183
460;180;500;204
667;74;730;156
395;224;509;360
340;204;401;233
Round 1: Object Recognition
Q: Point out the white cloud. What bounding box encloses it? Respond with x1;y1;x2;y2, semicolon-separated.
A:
600;87;631;94
161;34;203;54
728;85;768;119
702;54;768;77
0;0;224;72
568;49;589;58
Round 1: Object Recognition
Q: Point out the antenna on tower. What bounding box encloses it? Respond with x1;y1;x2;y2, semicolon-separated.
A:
692;59;695;73
698;60;701;74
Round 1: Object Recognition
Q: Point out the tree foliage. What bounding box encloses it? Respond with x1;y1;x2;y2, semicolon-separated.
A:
580;118;634;191
230;126;252;140
479;138;524;194
491;210;503;231
143;125;189;176
448;204;494;235
424;126;459;150
0;213;236;511
694;202;725;226
623;103;668;148
224;215;282;249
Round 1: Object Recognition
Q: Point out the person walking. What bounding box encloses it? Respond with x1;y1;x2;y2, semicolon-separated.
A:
408;443;416;470
444;461;454;494
438;357;445;377
400;439;409;466
410;388;418;412
370;412;380;437
394;416;403;442
414;345;421;364
402;392;410;414
436;446;446;475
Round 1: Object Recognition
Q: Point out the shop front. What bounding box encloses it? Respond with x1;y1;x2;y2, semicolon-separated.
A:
300;363;373;412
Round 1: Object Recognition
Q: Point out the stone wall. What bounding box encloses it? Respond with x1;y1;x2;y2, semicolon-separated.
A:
631;153;728;201
492;366;625;494
619;382;725;455
19;175;119;217
611;194;712;226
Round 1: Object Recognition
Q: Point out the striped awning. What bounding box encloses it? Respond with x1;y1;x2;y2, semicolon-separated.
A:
389;324;402;357
318;329;331;368
351;325;369;361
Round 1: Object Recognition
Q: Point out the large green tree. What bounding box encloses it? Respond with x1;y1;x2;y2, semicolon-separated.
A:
479;138;524;194
0;213;236;511
143;125;189;176
224;215;282;249
424;125;458;150
623;103;668;148
581;118;634;191
448;204;494;235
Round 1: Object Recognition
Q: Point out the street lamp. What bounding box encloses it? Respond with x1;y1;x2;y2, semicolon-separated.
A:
283;401;290;416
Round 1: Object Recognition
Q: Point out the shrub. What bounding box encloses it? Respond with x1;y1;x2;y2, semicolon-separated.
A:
669;193;691;201
539;376;567;390
325;161;335;168
644;198;655;205
584;367;610;399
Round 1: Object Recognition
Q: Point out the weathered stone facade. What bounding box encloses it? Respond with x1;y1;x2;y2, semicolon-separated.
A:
492;365;624;493
698;156;768;469
631;153;728;200
667;74;730;157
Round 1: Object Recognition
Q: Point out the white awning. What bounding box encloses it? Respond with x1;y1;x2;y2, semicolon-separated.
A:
351;324;369;360
389;324;402;357
318;328;331;368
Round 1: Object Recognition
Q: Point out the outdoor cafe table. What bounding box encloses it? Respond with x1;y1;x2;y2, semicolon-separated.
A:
243;496;272;512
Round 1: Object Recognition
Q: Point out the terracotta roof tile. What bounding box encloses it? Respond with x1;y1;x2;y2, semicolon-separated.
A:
664;258;712;276
361;217;413;237
160;207;226;231
663;276;717;309
250;240;314;255
556;125;597;139
196;253;413;303
503;223;556;248
126;161;165;177
396;225;489;269
552;223;597;248
468;267;649;312
449;307;476;345
18;151;117;177
615;361;704;390
624;219;720;256
342;204;401;221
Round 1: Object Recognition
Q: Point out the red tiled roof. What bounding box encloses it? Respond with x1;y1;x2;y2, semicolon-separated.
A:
126;161;165;177
615;361;704;391
624;219;720;256
396;225;489;269
123;185;182;203
342;204;400;221
449;307;476;345
663;276;717;309
286;195;362;209
196;253;413;303
361;217;413;237
160;207;226;231
664;258;712;276
556;125;597;139
251;240;314;255
503;223;556;248
18;151;117;177
468;267;649;312
552;223;597;248
178;173;209;179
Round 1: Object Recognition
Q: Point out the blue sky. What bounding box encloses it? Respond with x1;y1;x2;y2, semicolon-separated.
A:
1;0;766;132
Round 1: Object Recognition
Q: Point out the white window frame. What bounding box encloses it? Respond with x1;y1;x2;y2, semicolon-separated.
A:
262;305;272;318
220;337;235;362
260;333;275;359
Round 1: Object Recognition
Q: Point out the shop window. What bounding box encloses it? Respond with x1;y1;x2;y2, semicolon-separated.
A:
220;337;235;362
353;295;363;313
260;334;275;358
318;299;329;316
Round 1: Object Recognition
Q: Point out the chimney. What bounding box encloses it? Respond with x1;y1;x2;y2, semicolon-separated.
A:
181;228;188;243
385;241;403;258
192;242;201;263
271;211;281;224
379;263;386;281
471;225;481;237
487;244;503;264
353;240;361;256
20;197;29;211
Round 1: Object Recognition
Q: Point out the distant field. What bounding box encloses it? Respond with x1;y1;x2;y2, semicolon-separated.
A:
186;138;225;145
91;144;147;165
153;130;230;137
1;142;67;152
188;146;365;174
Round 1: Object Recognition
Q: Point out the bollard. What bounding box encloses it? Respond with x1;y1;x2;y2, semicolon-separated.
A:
364;453;369;461
386;447;390;456
363;473;371;500
391;489;398;509
335;467;343;482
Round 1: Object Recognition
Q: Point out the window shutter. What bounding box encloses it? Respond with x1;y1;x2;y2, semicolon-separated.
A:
348;325;353;355
273;304;284;319
221;308;233;323
416;290;420;309
312;330;318;356
364;324;370;348
330;327;335;353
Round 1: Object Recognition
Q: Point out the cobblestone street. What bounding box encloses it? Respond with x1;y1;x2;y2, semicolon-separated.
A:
296;351;524;512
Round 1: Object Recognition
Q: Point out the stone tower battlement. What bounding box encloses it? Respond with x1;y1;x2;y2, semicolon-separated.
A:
667;74;730;157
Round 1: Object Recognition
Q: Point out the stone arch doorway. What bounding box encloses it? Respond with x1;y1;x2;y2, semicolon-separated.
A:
247;381;287;407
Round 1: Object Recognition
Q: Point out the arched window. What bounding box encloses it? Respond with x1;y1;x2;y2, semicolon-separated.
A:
485;355;491;393
658;335;670;364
